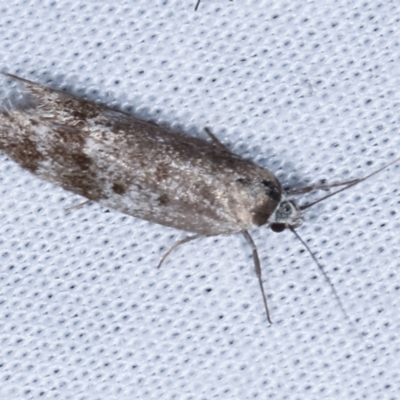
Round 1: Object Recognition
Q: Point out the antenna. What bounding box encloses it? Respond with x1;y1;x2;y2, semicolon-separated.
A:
290;155;399;319
289;227;349;319
300;156;400;211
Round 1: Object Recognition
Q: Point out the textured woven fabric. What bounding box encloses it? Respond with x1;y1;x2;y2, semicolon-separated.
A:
0;1;400;399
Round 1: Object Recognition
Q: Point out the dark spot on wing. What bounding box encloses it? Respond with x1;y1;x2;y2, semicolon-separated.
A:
156;163;169;181
19;137;46;172
42;130;106;201
235;178;247;185
158;194;169;205
0;135;45;173
72;153;92;171
262;180;281;202
61;98;102;121
112;183;127;195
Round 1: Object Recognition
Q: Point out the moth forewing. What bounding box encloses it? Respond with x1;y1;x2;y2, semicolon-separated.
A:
0;72;398;323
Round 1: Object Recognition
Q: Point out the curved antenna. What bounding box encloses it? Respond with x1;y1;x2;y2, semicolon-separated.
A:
300;156;400;211
289;227;349;320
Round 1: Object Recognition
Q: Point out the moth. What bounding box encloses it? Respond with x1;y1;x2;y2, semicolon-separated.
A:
0;72;398;322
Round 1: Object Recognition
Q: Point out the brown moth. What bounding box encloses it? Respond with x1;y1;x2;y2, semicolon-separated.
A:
0;72;398;322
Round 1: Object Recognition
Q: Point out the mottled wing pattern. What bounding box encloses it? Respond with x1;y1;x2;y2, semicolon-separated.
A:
0;74;281;235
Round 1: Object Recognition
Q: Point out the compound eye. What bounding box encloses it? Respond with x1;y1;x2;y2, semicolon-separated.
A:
270;223;286;233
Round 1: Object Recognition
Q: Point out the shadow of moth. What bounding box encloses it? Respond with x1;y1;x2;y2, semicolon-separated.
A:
0;72;398;322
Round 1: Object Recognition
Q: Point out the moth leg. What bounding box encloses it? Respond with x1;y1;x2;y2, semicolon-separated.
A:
286;178;360;196
65;199;91;211
242;230;272;324
157;235;202;269
203;127;231;152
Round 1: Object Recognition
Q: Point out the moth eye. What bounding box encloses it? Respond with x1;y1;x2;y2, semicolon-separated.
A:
270;223;286;233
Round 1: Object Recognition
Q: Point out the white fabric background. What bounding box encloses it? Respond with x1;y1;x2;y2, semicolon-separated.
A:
0;0;400;399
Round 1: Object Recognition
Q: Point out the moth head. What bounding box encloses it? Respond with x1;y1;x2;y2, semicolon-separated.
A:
268;197;303;232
